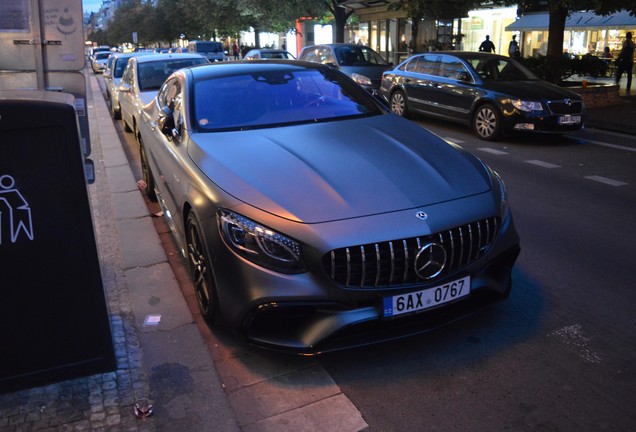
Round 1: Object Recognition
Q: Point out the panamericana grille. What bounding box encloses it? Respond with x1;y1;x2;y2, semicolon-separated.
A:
323;217;499;288
546;99;584;115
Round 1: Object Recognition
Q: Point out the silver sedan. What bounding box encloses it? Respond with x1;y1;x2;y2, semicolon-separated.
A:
136;60;520;354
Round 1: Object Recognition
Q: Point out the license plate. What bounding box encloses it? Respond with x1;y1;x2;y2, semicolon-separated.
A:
383;276;470;318
558;115;581;125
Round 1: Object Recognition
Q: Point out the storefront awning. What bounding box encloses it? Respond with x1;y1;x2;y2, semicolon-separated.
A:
506;10;636;32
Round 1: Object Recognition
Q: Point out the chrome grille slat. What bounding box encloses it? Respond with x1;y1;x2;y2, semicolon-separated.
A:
323;216;500;289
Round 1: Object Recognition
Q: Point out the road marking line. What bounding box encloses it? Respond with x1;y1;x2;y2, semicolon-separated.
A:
584;175;628;186
525;160;561;168
478;147;509;155
581;139;636;153
550;324;602;365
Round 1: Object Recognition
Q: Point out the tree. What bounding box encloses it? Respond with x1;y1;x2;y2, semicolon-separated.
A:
512;1;636;81
389;0;478;51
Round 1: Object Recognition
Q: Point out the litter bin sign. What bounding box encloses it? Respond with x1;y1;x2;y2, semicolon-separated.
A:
0;90;115;392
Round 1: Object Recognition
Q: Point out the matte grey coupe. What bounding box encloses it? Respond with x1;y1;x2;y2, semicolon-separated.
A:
136;60;520;354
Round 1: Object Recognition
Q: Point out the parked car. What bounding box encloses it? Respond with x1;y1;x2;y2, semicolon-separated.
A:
298;43;392;89
243;49;295;60
103;52;153;119
136;60;520;354
91;51;111;73
380;51;585;141
118;53;207;135
188;40;225;62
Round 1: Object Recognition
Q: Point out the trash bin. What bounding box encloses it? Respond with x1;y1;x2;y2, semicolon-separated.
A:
0;90;115;392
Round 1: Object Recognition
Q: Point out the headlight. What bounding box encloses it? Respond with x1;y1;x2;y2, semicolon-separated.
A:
511;99;542;112
218;209;305;273
351;72;372;86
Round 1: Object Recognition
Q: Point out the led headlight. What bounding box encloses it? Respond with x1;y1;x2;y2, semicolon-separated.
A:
218;209;305;273
351;72;372;87
511;99;542;112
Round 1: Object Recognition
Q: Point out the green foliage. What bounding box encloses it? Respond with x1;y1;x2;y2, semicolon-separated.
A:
518;54;609;83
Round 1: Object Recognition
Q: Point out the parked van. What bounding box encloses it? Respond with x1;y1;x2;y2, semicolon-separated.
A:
188;40;225;62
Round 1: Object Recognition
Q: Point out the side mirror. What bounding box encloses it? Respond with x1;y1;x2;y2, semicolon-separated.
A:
118;83;131;93
157;106;176;138
456;72;472;82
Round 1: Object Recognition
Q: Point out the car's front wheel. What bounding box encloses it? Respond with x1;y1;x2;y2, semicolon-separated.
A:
186;212;221;325
472;103;502;141
389;90;410;117
139;137;157;202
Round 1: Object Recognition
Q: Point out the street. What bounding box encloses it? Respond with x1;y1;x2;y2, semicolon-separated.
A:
99;75;636;431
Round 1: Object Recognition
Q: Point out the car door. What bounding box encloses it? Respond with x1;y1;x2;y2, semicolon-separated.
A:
427;55;479;121
144;77;185;215
401;54;440;114
118;62;136;129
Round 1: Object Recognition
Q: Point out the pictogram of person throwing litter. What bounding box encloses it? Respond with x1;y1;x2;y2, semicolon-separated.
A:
0;174;35;244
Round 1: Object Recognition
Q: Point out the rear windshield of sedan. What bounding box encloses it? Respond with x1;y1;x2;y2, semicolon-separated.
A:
138;58;208;91
193;69;383;131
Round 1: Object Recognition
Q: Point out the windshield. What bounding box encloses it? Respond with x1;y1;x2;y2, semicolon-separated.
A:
469;57;538;81
334;46;389;66
194;68;383;131
138;58;207;91
95;52;110;60
114;58;130;78
195;42;223;53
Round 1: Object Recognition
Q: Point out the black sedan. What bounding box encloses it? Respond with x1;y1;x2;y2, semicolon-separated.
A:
380;52;585;141
137;60;520;354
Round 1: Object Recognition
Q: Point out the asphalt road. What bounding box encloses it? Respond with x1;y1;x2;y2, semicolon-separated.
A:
99;69;635;431
319;119;636;431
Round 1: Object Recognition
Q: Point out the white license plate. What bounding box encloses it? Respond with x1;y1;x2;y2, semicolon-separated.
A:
383;276;470;318
558;115;581;125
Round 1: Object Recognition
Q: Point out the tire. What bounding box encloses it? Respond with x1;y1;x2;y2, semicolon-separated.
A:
123;118;132;132
139;137;157;202
472;103;502;141
389;90;410;117
110;98;121;120
186;212;221;325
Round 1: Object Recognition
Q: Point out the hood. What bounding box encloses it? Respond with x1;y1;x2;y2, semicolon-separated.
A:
484;79;583;100
339;64;391;81
188;115;490;223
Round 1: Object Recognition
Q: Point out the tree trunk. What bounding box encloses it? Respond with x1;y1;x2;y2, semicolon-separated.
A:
547;2;567;62
333;5;350;43
546;2;568;83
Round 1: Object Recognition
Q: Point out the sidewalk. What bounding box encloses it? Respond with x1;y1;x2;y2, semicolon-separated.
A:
0;71;240;432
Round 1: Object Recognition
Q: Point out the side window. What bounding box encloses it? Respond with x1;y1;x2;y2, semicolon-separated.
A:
121;63;133;85
317;46;336;65
159;78;185;134
438;55;469;79
410;55;438;75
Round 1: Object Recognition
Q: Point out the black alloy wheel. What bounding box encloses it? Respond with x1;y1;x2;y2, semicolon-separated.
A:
139;137;157;202
472;103;502;141
186;212;220;325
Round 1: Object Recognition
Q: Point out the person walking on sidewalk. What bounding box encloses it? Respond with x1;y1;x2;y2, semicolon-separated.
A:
479;35;496;53
615;31;634;92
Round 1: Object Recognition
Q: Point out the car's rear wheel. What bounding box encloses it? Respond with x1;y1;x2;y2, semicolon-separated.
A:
139;137;157;202
389;90;410;117
110;98;121;120
472;103;502;141
186;212;220;325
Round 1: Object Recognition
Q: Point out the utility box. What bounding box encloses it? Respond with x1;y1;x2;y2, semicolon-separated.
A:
0;90;115;392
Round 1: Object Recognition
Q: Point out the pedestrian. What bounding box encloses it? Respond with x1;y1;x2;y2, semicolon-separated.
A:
508;35;520;58
232;42;239;60
479;35;496;53
615;31;634;92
